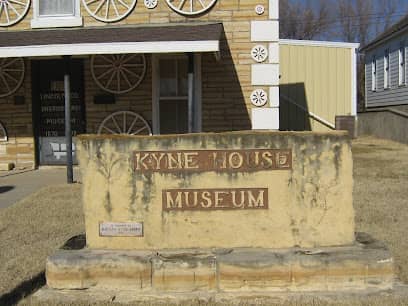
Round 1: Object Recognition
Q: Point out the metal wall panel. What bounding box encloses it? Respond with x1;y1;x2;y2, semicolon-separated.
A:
280;43;353;131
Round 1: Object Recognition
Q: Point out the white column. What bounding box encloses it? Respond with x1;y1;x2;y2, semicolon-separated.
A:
250;0;280;130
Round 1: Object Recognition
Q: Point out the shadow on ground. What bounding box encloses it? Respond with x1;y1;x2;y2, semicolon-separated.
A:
0;234;86;306
61;234;86;250
0;271;45;306
0;186;14;194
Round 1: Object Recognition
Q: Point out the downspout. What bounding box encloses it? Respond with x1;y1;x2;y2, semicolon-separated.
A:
64;56;74;184
187;53;195;133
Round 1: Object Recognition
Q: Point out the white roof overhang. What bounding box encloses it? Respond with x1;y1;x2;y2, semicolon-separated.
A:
0;23;223;58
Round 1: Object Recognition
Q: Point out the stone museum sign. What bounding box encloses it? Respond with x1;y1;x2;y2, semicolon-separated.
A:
46;131;395;296
76;131;354;250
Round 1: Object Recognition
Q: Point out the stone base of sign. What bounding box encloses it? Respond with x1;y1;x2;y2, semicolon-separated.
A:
46;235;395;294
33;283;408;305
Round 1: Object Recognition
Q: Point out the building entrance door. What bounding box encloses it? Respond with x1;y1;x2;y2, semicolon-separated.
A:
32;59;85;165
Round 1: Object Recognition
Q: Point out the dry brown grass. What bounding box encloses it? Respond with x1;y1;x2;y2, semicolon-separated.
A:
352;136;408;283
18;295;408;306
0;136;407;305
0;184;83;303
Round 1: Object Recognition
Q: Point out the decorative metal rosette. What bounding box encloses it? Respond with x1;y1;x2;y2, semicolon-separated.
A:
250;89;268;107
251;45;268;63
254;4;264;15
144;0;158;9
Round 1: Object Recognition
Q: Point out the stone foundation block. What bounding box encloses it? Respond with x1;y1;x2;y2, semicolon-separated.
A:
46;236;395;294
325;246;395;291
366;258;395;288
46;250;152;290
0;162;14;171
290;254;329;291
218;249;292;291
152;250;217;292
218;241;394;292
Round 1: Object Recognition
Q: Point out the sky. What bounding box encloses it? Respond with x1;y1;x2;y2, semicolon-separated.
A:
286;0;408;43
306;0;408;11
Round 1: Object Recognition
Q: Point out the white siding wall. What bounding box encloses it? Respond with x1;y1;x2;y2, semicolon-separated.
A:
365;32;408;108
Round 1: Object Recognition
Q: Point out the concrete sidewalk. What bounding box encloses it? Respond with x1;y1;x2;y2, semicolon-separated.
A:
0;168;80;209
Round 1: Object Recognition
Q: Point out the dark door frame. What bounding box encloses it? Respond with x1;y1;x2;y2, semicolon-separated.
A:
31;58;86;167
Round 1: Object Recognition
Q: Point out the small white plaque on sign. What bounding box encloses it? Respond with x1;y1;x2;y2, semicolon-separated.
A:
99;222;143;237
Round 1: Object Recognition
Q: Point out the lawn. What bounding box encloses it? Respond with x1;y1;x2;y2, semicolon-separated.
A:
0;184;83;305
0;136;407;305
352;137;408;283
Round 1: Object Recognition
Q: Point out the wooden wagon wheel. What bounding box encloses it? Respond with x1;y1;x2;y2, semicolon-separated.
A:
91;54;146;94
0;58;25;98
166;0;217;16
0;0;30;27
0;121;7;141
97;111;152;135
82;0;137;22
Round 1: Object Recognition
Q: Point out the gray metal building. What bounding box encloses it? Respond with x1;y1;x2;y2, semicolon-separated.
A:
360;15;408;143
363;15;408;108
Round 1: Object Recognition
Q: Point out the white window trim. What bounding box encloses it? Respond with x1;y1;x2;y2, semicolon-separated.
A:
399;43;406;86
371;55;377;92
384;49;390;89
31;0;83;29
152;54;202;135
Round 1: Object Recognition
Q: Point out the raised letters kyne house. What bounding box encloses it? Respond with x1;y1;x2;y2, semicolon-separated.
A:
0;0;280;170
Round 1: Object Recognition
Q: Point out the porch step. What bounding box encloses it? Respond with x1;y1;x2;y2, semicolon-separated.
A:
0;162;14;171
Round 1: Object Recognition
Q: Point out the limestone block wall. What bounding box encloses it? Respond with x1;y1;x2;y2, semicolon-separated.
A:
0;63;35;169
83;57;154;134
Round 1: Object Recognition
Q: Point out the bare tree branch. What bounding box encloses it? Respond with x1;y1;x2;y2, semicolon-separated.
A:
279;0;330;40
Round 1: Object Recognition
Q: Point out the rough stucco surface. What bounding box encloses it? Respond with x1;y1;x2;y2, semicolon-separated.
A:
76;131;354;250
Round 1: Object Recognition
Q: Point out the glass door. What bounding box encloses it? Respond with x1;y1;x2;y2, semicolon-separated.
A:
32;59;85;165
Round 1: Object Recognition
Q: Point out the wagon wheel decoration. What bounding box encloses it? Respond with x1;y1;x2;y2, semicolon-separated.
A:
166;0;217;16
0;121;7;141
82;0;137;22
97;111;152;135
0;0;30;27
91;54;146;94
0;58;25;98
